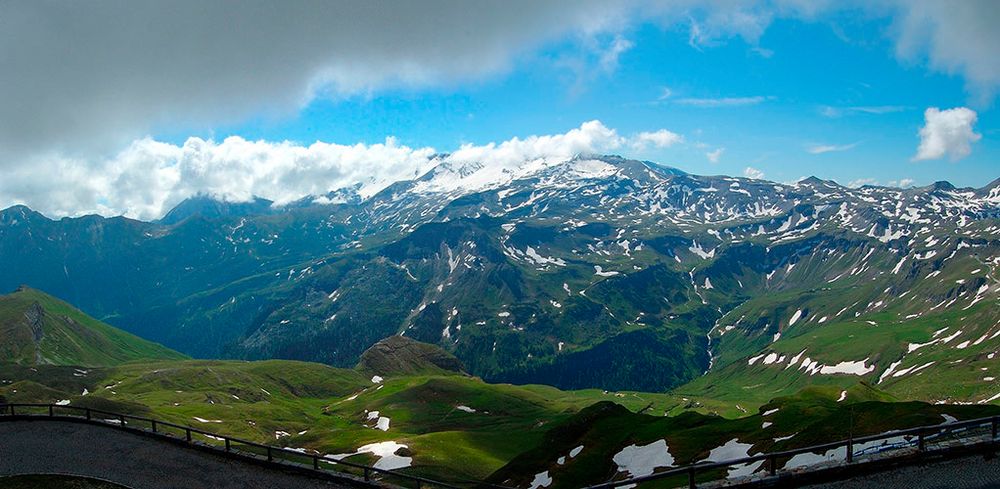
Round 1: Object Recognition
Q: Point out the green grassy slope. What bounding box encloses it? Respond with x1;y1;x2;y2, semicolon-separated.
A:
0;358;674;481
489;383;1000;489
0;287;186;366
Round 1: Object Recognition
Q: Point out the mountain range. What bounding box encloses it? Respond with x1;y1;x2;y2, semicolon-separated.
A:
1;155;997;397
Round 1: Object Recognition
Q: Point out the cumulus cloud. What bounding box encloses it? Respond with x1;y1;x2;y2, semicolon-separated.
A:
913;107;981;161
706;148;726;163
807;142;859;154
887;178;916;188
3;137;438;220
743;166;765;179
630;129;685;150
0;121;681;220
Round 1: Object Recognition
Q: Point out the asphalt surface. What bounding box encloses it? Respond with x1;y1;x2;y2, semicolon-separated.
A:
0;419;361;489
805;453;1000;489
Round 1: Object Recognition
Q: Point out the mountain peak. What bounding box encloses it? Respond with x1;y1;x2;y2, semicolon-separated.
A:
0;204;48;225
929;181;956;192
357;335;465;377
159;195;275;225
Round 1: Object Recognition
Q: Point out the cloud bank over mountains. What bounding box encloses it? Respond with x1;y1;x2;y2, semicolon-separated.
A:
0;121;679;220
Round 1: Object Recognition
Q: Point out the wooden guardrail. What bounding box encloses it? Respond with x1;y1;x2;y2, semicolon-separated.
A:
582;414;1000;488
0;402;511;489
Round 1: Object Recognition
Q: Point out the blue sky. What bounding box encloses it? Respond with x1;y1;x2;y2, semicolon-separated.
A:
184;14;996;189
1;1;997;218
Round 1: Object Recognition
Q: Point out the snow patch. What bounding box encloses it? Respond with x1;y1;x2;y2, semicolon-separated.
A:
612;439;675;478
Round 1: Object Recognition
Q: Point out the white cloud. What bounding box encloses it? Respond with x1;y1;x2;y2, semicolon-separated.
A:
743;167;765;180
819;105;908;117
889;0;1000;104
848;178;878;188
675;96;772;107
599;35;635;72
807;142;859;154
658;87;674;100
686;2;774;49
888;178;916;188
0;120;681;220
4;137;439;221
631;129;684;150
913;107;981;161
706;148;725;163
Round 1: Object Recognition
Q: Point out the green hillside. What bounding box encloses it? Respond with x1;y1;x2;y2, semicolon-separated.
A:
0;357;674;481
0;287;185;367
489;383;1000;488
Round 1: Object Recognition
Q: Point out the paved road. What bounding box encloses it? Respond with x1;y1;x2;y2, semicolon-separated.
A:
0;419;363;489
806;452;1000;489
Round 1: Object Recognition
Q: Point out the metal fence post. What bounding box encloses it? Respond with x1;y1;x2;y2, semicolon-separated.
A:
847;438;853;463
267;446;273;462
48;405;53;417
769;455;776;476
992;417;997;440
225;438;231;452
313;455;319;470
185;428;192;442
364;467;370;481
688;466;696;488
918;431;925;451
85;408;90;420
151;420;157;433
119;414;125;427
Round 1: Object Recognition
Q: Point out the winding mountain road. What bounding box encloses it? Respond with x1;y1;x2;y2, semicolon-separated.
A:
0;419;365;489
